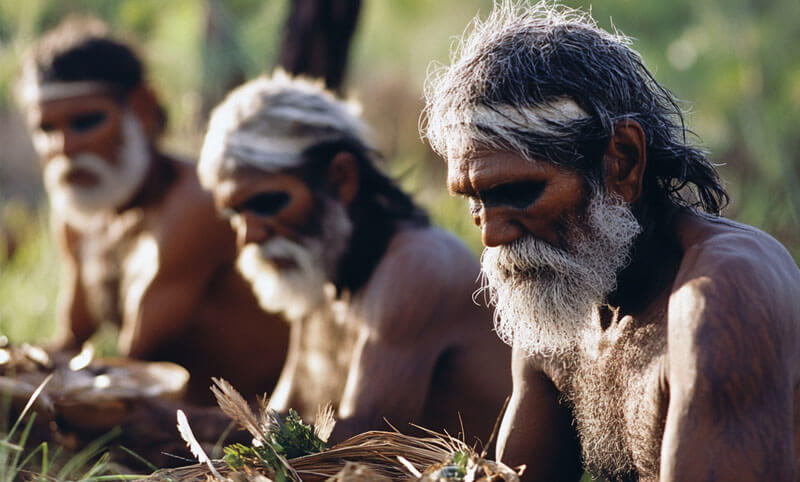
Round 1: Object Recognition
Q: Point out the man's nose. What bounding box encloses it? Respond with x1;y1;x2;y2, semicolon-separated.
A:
479;207;524;247
61;131;83;157
235;212;275;249
47;130;81;158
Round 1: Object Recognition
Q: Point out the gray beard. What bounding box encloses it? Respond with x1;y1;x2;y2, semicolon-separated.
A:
44;111;150;230
479;190;642;357
237;197;353;322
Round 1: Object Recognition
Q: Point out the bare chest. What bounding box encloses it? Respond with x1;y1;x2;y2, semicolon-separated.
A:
78;212;158;324
276;304;359;420
554;316;669;481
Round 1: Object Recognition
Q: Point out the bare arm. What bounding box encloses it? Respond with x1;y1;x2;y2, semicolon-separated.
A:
661;258;796;480
330;237;453;441
496;347;582;481
119;185;234;358
52;221;97;351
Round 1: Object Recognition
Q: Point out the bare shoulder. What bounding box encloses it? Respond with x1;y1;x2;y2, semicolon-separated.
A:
668;211;800;381
154;158;236;267
162;159;222;224
672;211;800;315
360;225;484;338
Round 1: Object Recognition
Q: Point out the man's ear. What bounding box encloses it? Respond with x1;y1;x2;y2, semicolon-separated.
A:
603;119;647;203
126;85;162;140
326;151;359;205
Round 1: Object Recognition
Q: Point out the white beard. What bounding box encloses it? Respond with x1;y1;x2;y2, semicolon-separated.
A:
480;190;642;357
43;111;150;230
237;197;353;322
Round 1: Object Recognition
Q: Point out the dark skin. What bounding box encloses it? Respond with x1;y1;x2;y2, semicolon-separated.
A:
448;122;800;480
27;88;289;405
211;152;513;444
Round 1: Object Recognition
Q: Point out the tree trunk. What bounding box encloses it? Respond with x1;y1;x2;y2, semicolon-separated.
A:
277;0;362;93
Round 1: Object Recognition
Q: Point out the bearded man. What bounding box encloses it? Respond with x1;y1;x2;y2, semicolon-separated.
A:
19;18;289;405
423;2;800;481
197;71;512;443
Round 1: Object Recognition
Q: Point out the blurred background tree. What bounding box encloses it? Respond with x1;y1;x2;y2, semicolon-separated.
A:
0;0;798;344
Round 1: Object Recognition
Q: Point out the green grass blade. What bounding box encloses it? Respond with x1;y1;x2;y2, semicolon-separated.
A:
9;411;37;473
57;427;120;480
3;374;52;441
0;439;22;451
40;441;48;476
116;445;158;473
79;451;111;480
15;441;47;475
85;476;146;481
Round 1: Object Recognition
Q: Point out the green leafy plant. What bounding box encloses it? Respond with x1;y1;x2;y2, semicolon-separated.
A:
221;408;328;481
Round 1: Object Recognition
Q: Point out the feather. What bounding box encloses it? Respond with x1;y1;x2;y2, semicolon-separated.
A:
210;377;268;443
313;402;336;443
176;409;224;480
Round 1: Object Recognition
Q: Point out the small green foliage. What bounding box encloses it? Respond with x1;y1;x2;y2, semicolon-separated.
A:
223;443;258;470
268;409;327;459
451;450;468;477
223;409;328;480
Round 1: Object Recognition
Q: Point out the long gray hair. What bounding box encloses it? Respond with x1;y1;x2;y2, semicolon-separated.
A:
422;0;728;214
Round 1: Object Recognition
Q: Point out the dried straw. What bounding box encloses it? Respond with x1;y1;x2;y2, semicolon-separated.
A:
141;428;519;482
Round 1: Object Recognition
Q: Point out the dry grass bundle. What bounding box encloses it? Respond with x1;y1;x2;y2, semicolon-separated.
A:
140;379;520;481
141;428;520;481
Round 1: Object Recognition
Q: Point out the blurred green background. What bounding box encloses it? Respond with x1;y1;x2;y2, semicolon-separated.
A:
0;0;798;346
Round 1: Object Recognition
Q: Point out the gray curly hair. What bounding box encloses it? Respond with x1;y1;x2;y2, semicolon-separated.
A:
198;69;370;189
422;0;727;214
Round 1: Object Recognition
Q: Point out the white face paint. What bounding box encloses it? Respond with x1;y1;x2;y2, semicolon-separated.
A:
480;190;642;356
236;196;353;322
43;111;150;229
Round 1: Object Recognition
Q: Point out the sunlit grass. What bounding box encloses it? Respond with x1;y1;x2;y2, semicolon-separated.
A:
0;202;58;346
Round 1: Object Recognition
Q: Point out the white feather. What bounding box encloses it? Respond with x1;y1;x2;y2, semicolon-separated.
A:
176;409;224;480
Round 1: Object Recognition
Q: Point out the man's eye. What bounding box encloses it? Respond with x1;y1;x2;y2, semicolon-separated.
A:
236;192;290;217
39;123;56;133
70;112;107;132
481;181;545;209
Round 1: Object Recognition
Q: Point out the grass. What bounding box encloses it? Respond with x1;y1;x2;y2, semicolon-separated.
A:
0;375;144;481
0;201;58;346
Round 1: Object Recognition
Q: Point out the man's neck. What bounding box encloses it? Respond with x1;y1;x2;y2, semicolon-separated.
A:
334;205;399;296
117;148;176;213
607;203;683;316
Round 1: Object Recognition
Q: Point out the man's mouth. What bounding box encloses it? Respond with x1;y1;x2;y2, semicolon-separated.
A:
63;168;100;187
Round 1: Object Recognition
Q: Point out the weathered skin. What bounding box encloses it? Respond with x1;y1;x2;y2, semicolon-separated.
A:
274;226;512;442
28;92;289;404
448;123;800;481
213;162;513;445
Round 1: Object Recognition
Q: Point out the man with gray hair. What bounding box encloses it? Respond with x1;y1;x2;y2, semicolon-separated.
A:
19;17;289;407
423;1;800;481
198;70;511;442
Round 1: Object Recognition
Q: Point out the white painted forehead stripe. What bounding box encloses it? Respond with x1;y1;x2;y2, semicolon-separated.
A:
22;81;111;104
223;131;341;172
471;98;589;135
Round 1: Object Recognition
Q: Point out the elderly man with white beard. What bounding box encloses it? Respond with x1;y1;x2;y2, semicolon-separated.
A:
18;17;289;407
197;71;512;443
423;2;800;481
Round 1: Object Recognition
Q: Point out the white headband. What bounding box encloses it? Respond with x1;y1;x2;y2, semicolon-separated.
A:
222;130;352;172
471;98;590;135
21;80;110;104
